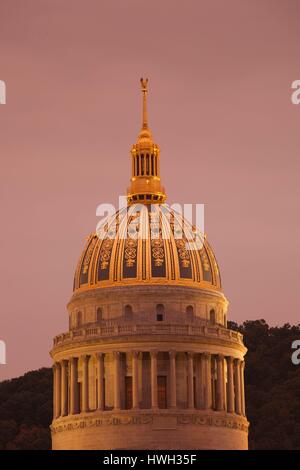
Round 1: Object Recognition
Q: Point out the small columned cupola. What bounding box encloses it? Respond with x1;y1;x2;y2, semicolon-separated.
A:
127;78;167;205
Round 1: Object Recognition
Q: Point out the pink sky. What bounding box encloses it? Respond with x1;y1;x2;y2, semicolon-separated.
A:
0;0;300;380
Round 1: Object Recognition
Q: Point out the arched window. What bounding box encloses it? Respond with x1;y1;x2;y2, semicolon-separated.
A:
156;304;165;321
209;309;216;324
186;305;194;319
96;307;102;323
77;311;83;327
124;304;133;321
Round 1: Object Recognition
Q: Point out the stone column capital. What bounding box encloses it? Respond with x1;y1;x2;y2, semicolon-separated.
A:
60;359;68;369
202;352;211;360
81;354;90;364
113;351;121;359
150;350;158;358
216;354;224;362
169;350;177;359
132;350;139;359
187;351;194;358
226;356;234;364
95;352;104;360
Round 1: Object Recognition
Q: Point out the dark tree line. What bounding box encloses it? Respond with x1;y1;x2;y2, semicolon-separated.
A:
0;368;52;449
228;319;300;449
0;319;300;449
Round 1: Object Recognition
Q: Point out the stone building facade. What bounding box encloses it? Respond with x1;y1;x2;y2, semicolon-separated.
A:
50;79;249;450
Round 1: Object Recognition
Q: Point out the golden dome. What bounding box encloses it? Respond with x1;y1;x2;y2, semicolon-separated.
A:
73;203;221;293
73;79;221;294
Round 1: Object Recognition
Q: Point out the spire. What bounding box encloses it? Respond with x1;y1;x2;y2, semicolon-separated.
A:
127;79;166;205
136;78;153;145
140;78;149;129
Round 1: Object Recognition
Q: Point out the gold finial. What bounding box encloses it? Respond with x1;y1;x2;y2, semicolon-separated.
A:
140;77;149;129
140;77;148;92
127;78;167;205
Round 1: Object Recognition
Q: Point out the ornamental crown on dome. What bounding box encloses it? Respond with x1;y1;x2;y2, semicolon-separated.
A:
127;78;166;205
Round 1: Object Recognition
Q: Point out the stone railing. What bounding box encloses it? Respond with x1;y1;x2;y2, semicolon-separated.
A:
53;323;243;348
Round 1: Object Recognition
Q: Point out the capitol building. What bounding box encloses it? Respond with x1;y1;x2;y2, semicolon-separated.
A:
50;80;249;450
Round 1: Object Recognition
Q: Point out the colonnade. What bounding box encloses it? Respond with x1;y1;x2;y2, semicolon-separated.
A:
132;153;158;177
53;351;246;419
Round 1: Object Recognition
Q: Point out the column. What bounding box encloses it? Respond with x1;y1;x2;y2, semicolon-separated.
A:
234;359;242;415
52;364;56;419
226;356;235;413
150;350;158;409
70;357;79;414
61;360;68;416
82;355;89;413
132;351;139;409
96;353;105;411
197;354;205;409
240;361;246;416
169;351;177;408
55;362;61;418
222;355;227;410
114;351;121;410
203;353;212;409
187;352;194;409
216;354;224;411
